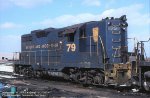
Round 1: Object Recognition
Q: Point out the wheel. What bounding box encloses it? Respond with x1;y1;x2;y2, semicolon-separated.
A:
143;80;150;91
14;65;19;74
143;71;150;91
93;73;104;85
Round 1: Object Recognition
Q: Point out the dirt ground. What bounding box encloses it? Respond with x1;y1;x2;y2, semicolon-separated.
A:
0;64;150;98
0;75;150;98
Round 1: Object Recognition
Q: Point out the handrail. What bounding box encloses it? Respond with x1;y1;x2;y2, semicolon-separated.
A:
98;35;106;64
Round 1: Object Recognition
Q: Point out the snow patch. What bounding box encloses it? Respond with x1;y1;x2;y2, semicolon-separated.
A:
132;88;139;92
0;63;13;72
0;74;15;78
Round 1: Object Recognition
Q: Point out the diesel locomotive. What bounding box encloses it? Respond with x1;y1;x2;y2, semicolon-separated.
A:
13;15;150;91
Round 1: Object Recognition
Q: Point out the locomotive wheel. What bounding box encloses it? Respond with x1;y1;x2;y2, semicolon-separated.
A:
79;71;93;86
93;73;104;85
42;71;49;79
14;66;19;74
34;70;43;78
33;71;38;78
25;67;33;77
33;71;41;78
29;67;34;77
19;67;24;75
22;68;26;76
70;72;80;82
76;73;81;82
143;80;150;91
143;71;150;91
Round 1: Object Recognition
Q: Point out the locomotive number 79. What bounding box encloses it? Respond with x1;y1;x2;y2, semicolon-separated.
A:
66;43;76;52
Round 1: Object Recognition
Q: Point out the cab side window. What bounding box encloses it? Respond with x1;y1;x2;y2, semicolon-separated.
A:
79;24;86;52
64;28;76;42
65;33;74;42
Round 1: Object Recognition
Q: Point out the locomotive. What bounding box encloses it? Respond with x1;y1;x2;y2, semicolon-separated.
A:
14;15;150;91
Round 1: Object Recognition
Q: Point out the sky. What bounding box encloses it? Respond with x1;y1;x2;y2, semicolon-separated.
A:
0;0;150;59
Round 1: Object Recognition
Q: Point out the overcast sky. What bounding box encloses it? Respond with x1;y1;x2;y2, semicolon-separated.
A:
0;0;150;59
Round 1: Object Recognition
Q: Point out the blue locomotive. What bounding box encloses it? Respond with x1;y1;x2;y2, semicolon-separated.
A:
14;15;150;91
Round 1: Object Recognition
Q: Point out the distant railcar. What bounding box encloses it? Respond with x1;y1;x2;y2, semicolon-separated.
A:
14;15;150;91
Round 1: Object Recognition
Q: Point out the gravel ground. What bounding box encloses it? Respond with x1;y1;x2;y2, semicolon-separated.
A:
0;63;150;98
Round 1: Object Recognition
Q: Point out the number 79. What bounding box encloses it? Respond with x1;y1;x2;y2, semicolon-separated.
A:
66;44;76;52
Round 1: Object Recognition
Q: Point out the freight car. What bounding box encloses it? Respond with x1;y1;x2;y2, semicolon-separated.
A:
13;15;150;91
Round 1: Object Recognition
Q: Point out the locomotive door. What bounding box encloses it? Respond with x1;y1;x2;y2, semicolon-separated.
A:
90;27;102;64
79;27;99;55
79;25;103;65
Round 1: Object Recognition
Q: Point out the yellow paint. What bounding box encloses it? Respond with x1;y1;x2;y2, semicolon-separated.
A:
66;44;71;52
92;27;99;42
66;43;76;52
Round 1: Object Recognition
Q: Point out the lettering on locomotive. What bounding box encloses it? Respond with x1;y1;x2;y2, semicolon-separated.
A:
25;43;59;50
66;43;76;52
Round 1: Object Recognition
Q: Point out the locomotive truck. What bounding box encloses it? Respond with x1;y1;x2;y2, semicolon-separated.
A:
13;15;150;91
